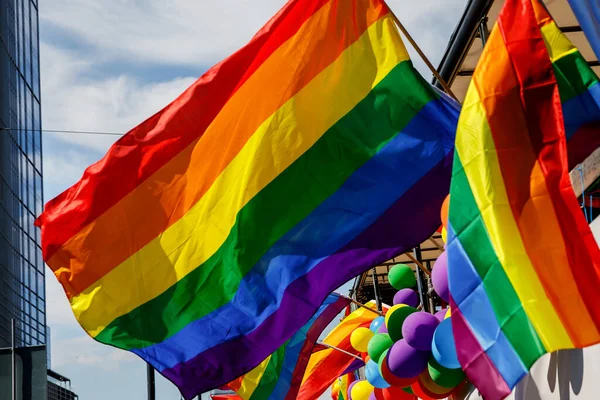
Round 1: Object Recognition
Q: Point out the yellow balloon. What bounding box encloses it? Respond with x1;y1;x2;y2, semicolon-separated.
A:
445;307;451;319
351;381;374;400
350;327;374;353
384;304;407;327
441;226;447;243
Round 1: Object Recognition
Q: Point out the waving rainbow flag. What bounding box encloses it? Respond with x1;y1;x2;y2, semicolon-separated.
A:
36;0;458;397
447;0;600;399
227;294;349;400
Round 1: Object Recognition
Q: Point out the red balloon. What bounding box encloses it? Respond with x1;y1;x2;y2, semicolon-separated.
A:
372;388;386;400
440;195;450;227
410;381;438;400
381;386;415;400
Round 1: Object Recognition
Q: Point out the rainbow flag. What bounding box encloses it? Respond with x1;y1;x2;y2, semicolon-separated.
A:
551;2;600;168
298;302;384;400
35;0;458;397
567;0;600;60
332;372;357;400
226;294;349;400
447;0;600;399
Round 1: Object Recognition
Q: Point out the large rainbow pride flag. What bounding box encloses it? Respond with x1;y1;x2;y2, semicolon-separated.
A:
35;0;458;397
447;0;600;398
227;294;349;400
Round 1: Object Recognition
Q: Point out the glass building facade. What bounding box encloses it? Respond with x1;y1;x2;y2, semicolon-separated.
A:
0;0;45;348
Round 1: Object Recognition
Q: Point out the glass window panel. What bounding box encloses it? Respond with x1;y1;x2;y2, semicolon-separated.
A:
23;0;31;85
30;3;39;99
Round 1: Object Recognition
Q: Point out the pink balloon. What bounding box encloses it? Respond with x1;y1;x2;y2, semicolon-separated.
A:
432;252;449;302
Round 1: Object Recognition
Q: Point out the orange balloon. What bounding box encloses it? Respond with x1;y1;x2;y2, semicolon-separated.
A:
381;386;415;400
440;195;450;227
410;381;438;400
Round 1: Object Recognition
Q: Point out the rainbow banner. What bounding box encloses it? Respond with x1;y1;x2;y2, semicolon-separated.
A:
298;302;384;400
551;2;600;168
447;0;600;399
331;372;357;400
567;0;600;60
35;0;458;397
226;294;349;400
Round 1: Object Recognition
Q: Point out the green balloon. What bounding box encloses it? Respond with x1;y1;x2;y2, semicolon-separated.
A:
378;348;390;377
387;306;418;342
368;334;393;364
402;386;414;394
428;357;465;388
388;264;417;290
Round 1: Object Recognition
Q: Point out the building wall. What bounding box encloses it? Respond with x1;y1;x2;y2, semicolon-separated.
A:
47;382;76;400
0;0;45;348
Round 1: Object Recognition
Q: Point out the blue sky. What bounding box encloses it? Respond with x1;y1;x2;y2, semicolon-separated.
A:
39;0;467;398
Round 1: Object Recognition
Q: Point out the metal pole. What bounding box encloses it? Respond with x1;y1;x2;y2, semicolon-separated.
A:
11;318;16;400
371;268;383;312
147;364;156;400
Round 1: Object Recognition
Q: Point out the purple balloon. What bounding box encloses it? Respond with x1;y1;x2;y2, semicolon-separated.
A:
402;312;440;351
432;251;450;302
369;393;378;400
348;380;359;400
434;308;448;322
393;289;418;307
386;339;429;379
378;324;388;334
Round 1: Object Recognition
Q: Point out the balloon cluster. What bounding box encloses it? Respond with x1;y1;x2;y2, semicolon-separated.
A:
346;195;469;400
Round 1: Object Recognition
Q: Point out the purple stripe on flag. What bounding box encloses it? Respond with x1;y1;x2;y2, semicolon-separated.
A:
162;152;452;399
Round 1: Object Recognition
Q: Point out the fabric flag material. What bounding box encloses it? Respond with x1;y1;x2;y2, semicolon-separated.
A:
298;302;385;400
35;0;459;398
332;372;357;400
447;0;600;399
550;1;600;168
567;0;600;60
226;294;350;400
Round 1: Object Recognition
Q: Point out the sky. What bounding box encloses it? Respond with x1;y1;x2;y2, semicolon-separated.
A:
38;0;467;398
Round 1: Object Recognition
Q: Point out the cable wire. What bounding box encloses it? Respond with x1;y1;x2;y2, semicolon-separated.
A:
0;127;123;136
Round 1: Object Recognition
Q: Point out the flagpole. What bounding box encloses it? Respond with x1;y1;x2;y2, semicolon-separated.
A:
387;8;459;102
147;364;156;400
339;295;385;317
316;342;363;360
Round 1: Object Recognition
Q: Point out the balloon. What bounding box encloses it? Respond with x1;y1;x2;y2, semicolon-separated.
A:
428;357;465;388
393;289;418;307
441;227;447;243
387;339;429;379
351;381;374;400
351;327;375;353
384;304;406;327
386;306;418;342
434;308;448;322
432;318;460;369
379;349;417;388
410;380;438;400
388;264;417;290
368;333;393;364
431;252;450;302
348;381;359;400
418;370;457;397
366;360;390;389
371;388;386;400
382;386;415;400
402;386;414;394
445;308;451;319
378;324;388;334
402;312;439;351
441;195;450;227
370;316;385;333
